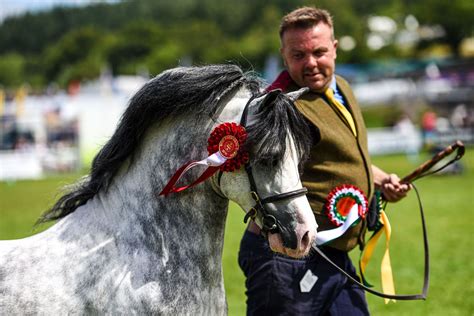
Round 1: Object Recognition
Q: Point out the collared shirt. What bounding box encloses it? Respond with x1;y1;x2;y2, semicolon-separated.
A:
330;76;346;106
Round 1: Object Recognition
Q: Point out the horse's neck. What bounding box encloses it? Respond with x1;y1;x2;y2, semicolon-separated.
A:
56;87;252;273
74;115;229;258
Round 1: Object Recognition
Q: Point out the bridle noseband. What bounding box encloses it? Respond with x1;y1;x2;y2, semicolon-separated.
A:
242;163;308;234
238;92;308;237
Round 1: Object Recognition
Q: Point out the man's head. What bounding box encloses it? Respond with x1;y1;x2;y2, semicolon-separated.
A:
279;7;337;93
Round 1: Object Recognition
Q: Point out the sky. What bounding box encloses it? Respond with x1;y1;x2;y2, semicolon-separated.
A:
0;0;119;23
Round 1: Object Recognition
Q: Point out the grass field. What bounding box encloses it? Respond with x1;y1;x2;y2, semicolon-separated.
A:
1;149;473;315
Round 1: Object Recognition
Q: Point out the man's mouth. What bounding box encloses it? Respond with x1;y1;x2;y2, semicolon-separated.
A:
304;73;321;80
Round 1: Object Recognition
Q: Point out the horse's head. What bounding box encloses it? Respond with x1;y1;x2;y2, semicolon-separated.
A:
216;88;317;258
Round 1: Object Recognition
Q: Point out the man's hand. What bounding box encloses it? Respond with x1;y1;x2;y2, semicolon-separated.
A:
379;173;411;202
372;165;411;202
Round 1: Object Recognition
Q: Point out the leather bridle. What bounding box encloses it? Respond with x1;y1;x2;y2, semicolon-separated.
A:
242;163;308;235
230;92;308;239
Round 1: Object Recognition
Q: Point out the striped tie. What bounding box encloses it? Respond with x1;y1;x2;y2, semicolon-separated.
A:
324;88;357;137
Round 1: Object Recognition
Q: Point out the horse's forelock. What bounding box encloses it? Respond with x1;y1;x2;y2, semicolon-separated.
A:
246;92;312;168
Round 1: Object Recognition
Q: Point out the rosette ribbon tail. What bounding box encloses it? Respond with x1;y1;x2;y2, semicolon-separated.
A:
359;210;395;304
159;152;226;196
160;122;248;196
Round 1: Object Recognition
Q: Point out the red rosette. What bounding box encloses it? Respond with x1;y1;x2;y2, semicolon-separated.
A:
207;122;249;172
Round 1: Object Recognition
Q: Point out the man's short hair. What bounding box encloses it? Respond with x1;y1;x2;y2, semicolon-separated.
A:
279;6;334;40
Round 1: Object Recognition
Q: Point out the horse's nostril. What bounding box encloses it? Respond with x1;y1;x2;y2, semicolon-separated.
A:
301;231;310;250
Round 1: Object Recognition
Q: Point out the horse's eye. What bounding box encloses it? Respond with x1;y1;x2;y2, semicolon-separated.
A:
260;157;279;168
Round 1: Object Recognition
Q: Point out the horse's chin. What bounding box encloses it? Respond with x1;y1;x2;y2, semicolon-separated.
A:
268;233;314;259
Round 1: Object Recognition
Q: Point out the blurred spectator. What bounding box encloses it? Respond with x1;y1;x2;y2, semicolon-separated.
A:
394;113;420;161
450;104;468;128
0;115;17;150
45;107;62;145
436;116;450;133
14;131;35;151
421;110;437;148
394;114;416;133
44;107;78;148
0;115;35;151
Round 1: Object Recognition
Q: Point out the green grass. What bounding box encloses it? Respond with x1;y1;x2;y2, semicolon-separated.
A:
0;173;82;239
1;150;473;315
361;105;403;128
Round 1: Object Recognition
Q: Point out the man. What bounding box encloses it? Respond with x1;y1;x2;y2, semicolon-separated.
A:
238;6;410;315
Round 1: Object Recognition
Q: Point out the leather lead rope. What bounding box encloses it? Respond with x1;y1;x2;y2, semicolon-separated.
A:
313;141;465;300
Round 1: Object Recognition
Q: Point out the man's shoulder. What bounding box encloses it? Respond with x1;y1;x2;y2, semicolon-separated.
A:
335;74;351;87
335;74;355;95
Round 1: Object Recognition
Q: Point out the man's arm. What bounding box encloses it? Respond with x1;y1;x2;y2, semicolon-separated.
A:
372;165;411;202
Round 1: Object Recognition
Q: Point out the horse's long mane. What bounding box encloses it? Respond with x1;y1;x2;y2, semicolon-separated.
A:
39;64;311;223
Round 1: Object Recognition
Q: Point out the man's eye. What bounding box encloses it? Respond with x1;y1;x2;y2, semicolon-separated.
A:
313;52;323;58
314;50;327;57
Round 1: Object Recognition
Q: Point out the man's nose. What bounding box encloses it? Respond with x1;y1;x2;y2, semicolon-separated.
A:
305;55;318;68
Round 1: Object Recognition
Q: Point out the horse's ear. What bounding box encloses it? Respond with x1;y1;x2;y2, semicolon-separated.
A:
261;89;282;105
285;87;309;102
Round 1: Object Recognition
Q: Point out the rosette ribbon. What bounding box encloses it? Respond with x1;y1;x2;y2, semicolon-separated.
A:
315;184;368;245
315;185;396;303
359;192;396;303
159;122;249;196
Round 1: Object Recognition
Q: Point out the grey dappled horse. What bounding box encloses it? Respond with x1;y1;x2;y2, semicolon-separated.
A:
0;65;317;315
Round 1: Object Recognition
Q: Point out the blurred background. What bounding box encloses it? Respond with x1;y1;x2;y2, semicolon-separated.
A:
0;0;473;173
0;0;473;315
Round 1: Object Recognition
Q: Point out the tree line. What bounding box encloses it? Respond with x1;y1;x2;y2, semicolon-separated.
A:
0;0;472;91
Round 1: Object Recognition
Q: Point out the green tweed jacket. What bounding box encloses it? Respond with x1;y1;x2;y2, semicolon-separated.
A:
293;75;374;251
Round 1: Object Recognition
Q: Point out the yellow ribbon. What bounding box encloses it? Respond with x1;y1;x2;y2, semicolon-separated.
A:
324;88;357;137
359;210;396;304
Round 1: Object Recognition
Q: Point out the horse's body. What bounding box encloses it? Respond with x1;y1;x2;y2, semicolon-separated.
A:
0;65;317;314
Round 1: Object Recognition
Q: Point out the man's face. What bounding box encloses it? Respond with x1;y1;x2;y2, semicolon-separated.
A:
280;23;337;93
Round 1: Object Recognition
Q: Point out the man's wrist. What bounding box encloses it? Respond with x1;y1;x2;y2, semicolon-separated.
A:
372;164;389;189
